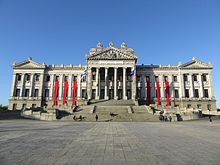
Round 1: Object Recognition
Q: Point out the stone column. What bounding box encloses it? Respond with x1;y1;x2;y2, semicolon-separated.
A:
29;74;34;98
168;75;173;98
77;74;81;98
199;73;204;98
105;68;109;100
132;66;137;100
38;73;44;99
10;74;16;97
95;68;99;99
189;74;194;98
141;74;146;99
87;68;92;100
68;75;72;100
20;74;25;97
208;72;214;98
150;74;155;98
58;74;63;100
49;74;55;100
178;72;184;98
159;75;165;99
114;67;118;100
123;67;127;100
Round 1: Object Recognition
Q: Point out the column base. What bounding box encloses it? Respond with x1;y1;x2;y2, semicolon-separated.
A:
123;96;127;100
114;96;118;100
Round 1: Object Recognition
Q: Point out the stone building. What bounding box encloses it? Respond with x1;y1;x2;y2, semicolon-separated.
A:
8;42;216;111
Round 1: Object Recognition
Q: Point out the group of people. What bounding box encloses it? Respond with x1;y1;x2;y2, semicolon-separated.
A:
159;115;172;122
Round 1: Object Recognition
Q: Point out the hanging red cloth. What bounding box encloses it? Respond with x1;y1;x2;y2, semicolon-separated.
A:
156;80;161;105
63;81;68;105
146;80;151;105
72;81;77;106
165;80;171;106
53;80;59;106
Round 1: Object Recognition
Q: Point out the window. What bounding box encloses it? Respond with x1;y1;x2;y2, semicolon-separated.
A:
185;89;189;98
35;74;40;81
202;74;207;82
24;89;29;97
173;76;177;82
82;89;86;98
184;74;188;81
44;89;49;97
193;74;197;81
187;104;191;108
194;89;199;98
15;89;20;97
26;74;30;81
174;89;179;98
207;104;211;111
34;89;39;97
17;74;22;81
197;104;202;109
46;75;50;82
204;89;209;98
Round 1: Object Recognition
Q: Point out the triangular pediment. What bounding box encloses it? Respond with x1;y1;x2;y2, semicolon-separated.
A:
13;58;45;69
179;57;212;69
87;48;137;60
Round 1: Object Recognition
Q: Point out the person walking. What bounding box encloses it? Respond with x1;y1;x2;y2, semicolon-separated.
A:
169;116;172;122
95;114;98;121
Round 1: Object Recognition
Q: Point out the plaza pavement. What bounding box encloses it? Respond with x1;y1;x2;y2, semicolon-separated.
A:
0;119;219;165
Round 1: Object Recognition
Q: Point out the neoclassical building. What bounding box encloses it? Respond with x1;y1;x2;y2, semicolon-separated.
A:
8;42;216;111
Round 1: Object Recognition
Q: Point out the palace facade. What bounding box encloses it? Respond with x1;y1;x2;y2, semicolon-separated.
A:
8;42;217;111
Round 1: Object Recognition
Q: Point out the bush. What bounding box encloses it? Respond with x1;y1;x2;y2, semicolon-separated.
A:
0;104;8;110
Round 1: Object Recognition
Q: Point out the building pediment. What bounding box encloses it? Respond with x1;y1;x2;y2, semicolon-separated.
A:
179;57;212;69
13;58;45;69
87;47;137;60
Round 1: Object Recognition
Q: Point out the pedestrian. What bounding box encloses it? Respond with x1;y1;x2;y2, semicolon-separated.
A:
95;114;98;121
169;116;172;122
209;116;212;123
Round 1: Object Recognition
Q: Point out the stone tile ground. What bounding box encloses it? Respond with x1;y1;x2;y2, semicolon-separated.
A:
0;120;219;165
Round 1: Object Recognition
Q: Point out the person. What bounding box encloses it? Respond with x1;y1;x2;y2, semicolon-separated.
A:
169;116;172;122
79;115;82;121
209;116;212;123
95;114;98;121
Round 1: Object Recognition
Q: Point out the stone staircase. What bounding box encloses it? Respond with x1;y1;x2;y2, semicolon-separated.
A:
89;99;135;106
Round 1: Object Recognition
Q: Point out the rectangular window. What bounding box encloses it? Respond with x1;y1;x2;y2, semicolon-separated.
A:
204;89;209;98
26;74;30;81
202;74;207;82
24;89;29;97
44;89;49;97
17;74;22;81
15;89;20;97
46;75;50;82
185;89;189;98
194;89;199;98
34;89;39;97
193;74;197;81
174;89;179;98
35;74;40;81
173;76;177;82
184;74;188;81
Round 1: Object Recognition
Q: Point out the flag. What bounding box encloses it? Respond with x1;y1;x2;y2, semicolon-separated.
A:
72;81;77;106
146;80;151;105
130;69;135;81
156;80;161;105
81;69;87;81
53;80;59;106
165;80;171;106
63;81;68;105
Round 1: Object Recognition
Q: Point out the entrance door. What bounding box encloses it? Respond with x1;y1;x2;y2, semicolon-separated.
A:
109;89;114;99
127;90;131;99
100;89;104;99
118;89;122;100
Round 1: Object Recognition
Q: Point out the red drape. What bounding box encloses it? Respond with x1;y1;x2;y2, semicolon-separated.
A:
72;81;77;106
53;80;59;106
63;81;68;105
146;80;151;104
156;80;161;105
165;80;171;106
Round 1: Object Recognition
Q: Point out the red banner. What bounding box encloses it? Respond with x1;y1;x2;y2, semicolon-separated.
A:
63;81;68;105
53;80;59;106
156;80;161;105
146;80;151;105
72;81;77;106
165;80;171;106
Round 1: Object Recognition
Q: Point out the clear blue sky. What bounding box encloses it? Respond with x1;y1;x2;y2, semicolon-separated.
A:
0;0;219;107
